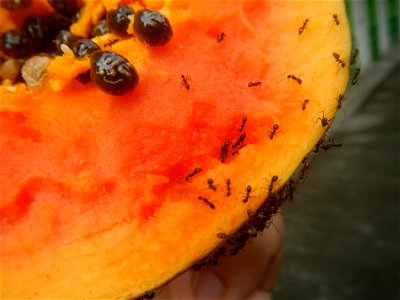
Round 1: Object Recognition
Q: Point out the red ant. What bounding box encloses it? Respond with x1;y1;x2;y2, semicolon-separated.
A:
185;167;202;181
313;137;325;153
333;52;346;68
216;232;229;239
238;115;247;132
246;226;258;238
137;291;156;300
315;112;333;128
198;196;215;209
301;98;310;111
232;133;246;148
180;75;190;90
350;48;359;65
352;68;360;85
248;80;261;88
268;175;279;194
298;19;309;35
207;178;217;191
220;139;231;162
288;179;295;200
282;179;295;202
268;123;279;140
321;137;343;151
231;148;240;156
287;74;302;85
337;93;345;109
217;32;225;43
226;178;232;196
332;14;340;26
242;185;252;203
247;209;256;218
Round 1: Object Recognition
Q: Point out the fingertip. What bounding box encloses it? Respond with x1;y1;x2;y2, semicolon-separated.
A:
246;290;272;300
192;271;225;300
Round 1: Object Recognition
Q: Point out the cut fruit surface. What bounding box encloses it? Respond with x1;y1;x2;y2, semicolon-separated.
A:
0;0;351;298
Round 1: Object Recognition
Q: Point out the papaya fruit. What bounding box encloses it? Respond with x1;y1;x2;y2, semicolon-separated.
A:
0;0;351;298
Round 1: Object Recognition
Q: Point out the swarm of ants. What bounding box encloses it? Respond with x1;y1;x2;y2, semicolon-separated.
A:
190;177;295;271
137;16;354;299
188;129;344;273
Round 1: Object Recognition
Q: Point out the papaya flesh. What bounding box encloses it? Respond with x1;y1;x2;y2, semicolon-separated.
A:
0;0;351;298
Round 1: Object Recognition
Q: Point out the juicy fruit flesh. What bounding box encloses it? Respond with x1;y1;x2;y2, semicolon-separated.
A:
0;0;351;298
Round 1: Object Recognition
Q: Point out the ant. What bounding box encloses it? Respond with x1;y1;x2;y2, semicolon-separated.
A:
180;75;190;90
217;32;225;43
220;139;231;162
336;93;345;110
216;232;229;239
207;178;217;191
333;52;346;68
301;98;310;111
287;74;302;85
185;167;202;181
282;179;295;202
238;115;247;132
136;292;156;300
248;80;261;88
268;175;279;194
299;160;310;179
350;48;359;65
298;18;309;35
104;38;120;48
315;111;333;127
198;196;215;209
352;68;360;85
321;137;343;151
231;148;240;156
246;226;258;238
232;133;246;148
242;185;252;203
332;14;340;26
226;178;232;196
288;179;295;201
313;137;325;153
247;209;256;218
268;123;279;140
